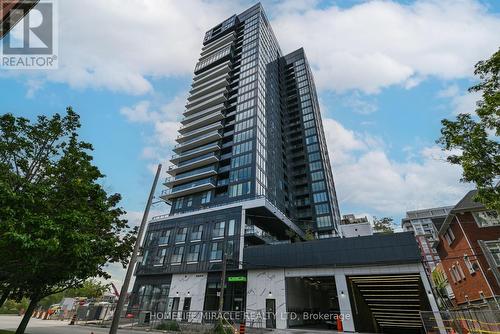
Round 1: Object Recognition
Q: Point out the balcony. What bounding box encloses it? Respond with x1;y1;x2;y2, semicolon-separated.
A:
165;165;217;186
184;90;227;116
245;225;277;245
161;177;216;200
188;77;229;101
200;32;235;56
176;122;223;143
192;61;231;87
173;130;222;153
167;152;219;176
179;111;224;134
170;142;220;165
181;103;224;125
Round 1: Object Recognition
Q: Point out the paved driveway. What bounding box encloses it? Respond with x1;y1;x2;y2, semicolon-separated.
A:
0;315;137;334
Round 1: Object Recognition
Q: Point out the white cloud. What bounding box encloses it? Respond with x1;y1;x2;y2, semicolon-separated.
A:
120;93;186;176
437;84;481;115
342;92;379;115
120;100;152;123
4;0;499;96
8;0;241;95
272;0;500;93
324;118;471;216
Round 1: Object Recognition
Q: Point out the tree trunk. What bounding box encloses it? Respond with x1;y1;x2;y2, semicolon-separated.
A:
0;289;10;308
15;296;38;334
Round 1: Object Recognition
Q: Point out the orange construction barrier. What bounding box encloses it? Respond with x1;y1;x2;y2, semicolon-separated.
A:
239;323;246;334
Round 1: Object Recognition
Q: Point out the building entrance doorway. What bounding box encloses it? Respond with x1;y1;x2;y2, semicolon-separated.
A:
285;276;340;330
266;299;276;329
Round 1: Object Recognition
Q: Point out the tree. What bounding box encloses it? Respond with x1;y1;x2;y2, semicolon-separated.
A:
0;108;136;334
372;217;394;234
438;48;500;211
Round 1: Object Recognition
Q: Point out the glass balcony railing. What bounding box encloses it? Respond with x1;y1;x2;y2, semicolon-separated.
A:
170;142;220;162
162;177;216;198
176;122;222;142
169;152;218;171
245;225;278;244
165;165;216;184
173;130;221;150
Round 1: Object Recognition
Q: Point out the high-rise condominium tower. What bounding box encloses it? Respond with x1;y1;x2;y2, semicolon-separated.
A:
132;3;341;316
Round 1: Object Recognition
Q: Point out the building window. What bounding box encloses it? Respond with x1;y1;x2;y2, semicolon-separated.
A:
464;254;476;273
473;210;500;227
228;181;252;197
444;227;455;245
142;250;149;265
318;231;333;239
230;167;251;182
227;219;236;236
186;196;193;207
210;242;223;261
171;246;184;264
233;141;253;155
313;192;328;203
158;230;171;246
317;216;332;228
311;171;324;181
451;262;465;282
226;240;235;259
309;161;322;171
174;197;184;209
154;248;166;266
213;221;225;238
231;153;252;168
315;204;329;215
175;227;187;243
311;181;326;192
186;244;200;262
449;268;457;283
191;225;203;241
201;191;212;204
485;241;500;267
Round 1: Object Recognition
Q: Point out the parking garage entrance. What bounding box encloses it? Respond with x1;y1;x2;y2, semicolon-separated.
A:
285;276;342;331
347;274;433;333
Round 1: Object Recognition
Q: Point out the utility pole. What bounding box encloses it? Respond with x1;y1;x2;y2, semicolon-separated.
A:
218;246;228;315
109;164;162;334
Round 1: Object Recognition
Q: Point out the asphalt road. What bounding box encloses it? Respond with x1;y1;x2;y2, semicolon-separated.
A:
0;315;139;334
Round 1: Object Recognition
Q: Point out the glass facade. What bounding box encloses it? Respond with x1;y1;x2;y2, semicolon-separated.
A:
158;3;340;236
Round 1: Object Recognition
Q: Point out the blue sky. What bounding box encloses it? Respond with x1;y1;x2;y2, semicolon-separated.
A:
1;0;499;287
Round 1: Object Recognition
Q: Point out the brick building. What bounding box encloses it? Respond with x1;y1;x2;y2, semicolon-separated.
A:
436;190;500;309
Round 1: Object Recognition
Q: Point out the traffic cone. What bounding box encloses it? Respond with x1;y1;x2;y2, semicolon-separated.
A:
337;318;343;332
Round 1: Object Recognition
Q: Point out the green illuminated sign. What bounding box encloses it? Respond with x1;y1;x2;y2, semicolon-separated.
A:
228;276;247;282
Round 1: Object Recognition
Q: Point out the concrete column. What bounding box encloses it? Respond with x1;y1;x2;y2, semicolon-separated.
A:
419;266;446;334
238;208;246;270
334;273;356;332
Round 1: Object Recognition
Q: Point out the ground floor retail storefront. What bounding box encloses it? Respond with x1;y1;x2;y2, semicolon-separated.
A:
131;233;445;333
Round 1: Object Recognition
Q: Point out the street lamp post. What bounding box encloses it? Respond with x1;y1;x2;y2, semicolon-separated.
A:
109;164;162;334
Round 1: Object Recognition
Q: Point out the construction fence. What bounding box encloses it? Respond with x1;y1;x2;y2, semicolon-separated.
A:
421;310;500;334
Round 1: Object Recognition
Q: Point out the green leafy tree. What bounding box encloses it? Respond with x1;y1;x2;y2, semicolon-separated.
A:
372;217;394;234
438;48;500;211
0;108;136;334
